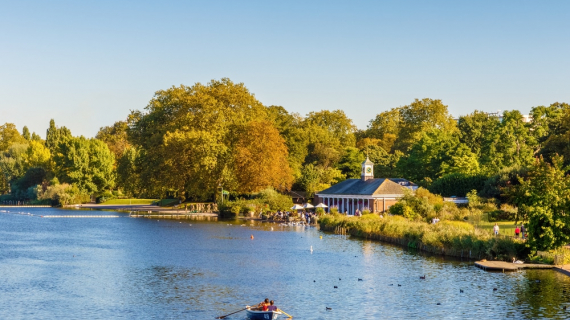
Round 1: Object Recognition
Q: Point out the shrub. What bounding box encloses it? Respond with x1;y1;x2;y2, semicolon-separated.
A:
487;210;516;222
37;183;90;206
429;173;488;197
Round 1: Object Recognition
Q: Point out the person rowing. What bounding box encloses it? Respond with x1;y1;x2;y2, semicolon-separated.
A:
254;298;269;311
267;300;277;311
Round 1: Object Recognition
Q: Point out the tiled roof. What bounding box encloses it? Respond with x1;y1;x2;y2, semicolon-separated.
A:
317;178;409;196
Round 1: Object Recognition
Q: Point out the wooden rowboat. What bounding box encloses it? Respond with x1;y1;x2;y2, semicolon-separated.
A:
245;306;283;320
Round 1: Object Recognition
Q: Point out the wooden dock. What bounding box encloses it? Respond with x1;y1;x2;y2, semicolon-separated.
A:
475;260;554;272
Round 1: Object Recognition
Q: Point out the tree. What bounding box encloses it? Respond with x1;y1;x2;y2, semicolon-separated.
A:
480;110;536;173
0;143;29;194
365;108;400;152
46;119;72;154
22;126;31;141
397;129;478;182
509;155;570;251
394;98;457;152
25;140;51;170
298;163;343;197
233;120;293;193
129;78;269;199
533;103;570;166
53;136;115;194
336;147;365;179
96;121;131;161
0;123;27;152
116;146;141;197
458;110;501;157
266;106;308;179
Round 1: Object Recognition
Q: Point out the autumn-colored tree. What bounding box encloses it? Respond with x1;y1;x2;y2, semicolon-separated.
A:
96;121;131;162
129;78;269;199
0;123;27;152
233;120;293;193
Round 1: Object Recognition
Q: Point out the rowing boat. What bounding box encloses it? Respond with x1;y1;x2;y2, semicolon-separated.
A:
245;306;283;320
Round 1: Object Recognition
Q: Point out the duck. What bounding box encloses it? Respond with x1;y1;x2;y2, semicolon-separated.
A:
493;288;498;291
460;289;464;293
398;284;401;287
326;307;332;311
358;278;363;281
420;275;426;280
334;286;338;289
436;303;441;306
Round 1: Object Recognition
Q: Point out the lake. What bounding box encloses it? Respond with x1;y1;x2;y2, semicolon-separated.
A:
1;207;569;319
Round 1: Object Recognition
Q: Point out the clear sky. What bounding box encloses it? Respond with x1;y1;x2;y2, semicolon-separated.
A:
1;1;569;138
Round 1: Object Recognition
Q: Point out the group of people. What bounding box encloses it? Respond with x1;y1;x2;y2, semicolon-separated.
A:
254;298;278;312
493;223;526;238
272;210;318;224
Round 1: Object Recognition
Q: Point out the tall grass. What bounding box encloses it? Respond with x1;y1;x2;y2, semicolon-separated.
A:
319;214;528;261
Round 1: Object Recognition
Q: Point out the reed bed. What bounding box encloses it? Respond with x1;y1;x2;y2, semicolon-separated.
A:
319;214;528;261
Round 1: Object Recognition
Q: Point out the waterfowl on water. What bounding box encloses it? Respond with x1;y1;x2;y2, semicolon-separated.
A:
419;275;426;280
460;289;464;293
398;284;401;287
334;286;338;289
326;307;332;310
358;278;363;281
493;288;498;291
436;303;441;305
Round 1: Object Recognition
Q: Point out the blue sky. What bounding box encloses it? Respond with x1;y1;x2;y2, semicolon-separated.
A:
1;1;569;138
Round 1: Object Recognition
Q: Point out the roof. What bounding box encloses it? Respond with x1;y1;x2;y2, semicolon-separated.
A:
316;178;409;196
388;178;418;187
362;157;374;166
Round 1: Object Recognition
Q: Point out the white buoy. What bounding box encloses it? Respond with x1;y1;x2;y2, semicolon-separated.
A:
310;246;313;253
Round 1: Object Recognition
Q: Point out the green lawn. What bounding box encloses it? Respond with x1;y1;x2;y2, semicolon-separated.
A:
101;199;157;205
477;213;525;237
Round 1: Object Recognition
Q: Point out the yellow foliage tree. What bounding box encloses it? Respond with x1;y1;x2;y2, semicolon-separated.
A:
233;121;293;193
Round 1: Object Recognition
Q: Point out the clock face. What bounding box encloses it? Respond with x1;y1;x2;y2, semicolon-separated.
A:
366;167;372;174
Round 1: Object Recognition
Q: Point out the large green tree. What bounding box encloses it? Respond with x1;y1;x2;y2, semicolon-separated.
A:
96;121;131;162
129;78;274;200
509;155;570;251
53;136;115;194
397;129;478;182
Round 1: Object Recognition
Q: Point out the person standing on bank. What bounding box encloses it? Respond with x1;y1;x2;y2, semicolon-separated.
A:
493;223;500;236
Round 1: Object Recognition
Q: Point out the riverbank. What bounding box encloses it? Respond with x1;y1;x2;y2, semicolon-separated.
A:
319;214;528;261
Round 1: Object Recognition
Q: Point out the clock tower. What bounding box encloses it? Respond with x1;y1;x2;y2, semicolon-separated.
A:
361;157;374;181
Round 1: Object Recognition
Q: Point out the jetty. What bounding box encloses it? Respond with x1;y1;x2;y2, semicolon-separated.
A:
475;260;554;272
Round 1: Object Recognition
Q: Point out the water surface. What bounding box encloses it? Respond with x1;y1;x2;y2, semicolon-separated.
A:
1;208;569;319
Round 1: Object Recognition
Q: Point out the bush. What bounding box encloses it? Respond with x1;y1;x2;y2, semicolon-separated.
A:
96;191;117;203
429;173;488;197
37;183;90;206
479;165;529;201
487;210;516;222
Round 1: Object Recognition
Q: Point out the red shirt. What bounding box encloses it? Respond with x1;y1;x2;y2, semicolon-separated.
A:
515;227;520;234
262;304;268;311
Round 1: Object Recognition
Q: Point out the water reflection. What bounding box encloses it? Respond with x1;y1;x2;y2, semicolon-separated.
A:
1;208;570;319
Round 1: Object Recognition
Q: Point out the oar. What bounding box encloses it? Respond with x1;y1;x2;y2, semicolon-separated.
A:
215;306;249;319
278;309;293;319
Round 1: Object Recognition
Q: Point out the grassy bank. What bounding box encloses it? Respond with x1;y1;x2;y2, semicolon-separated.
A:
319;214;528;261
